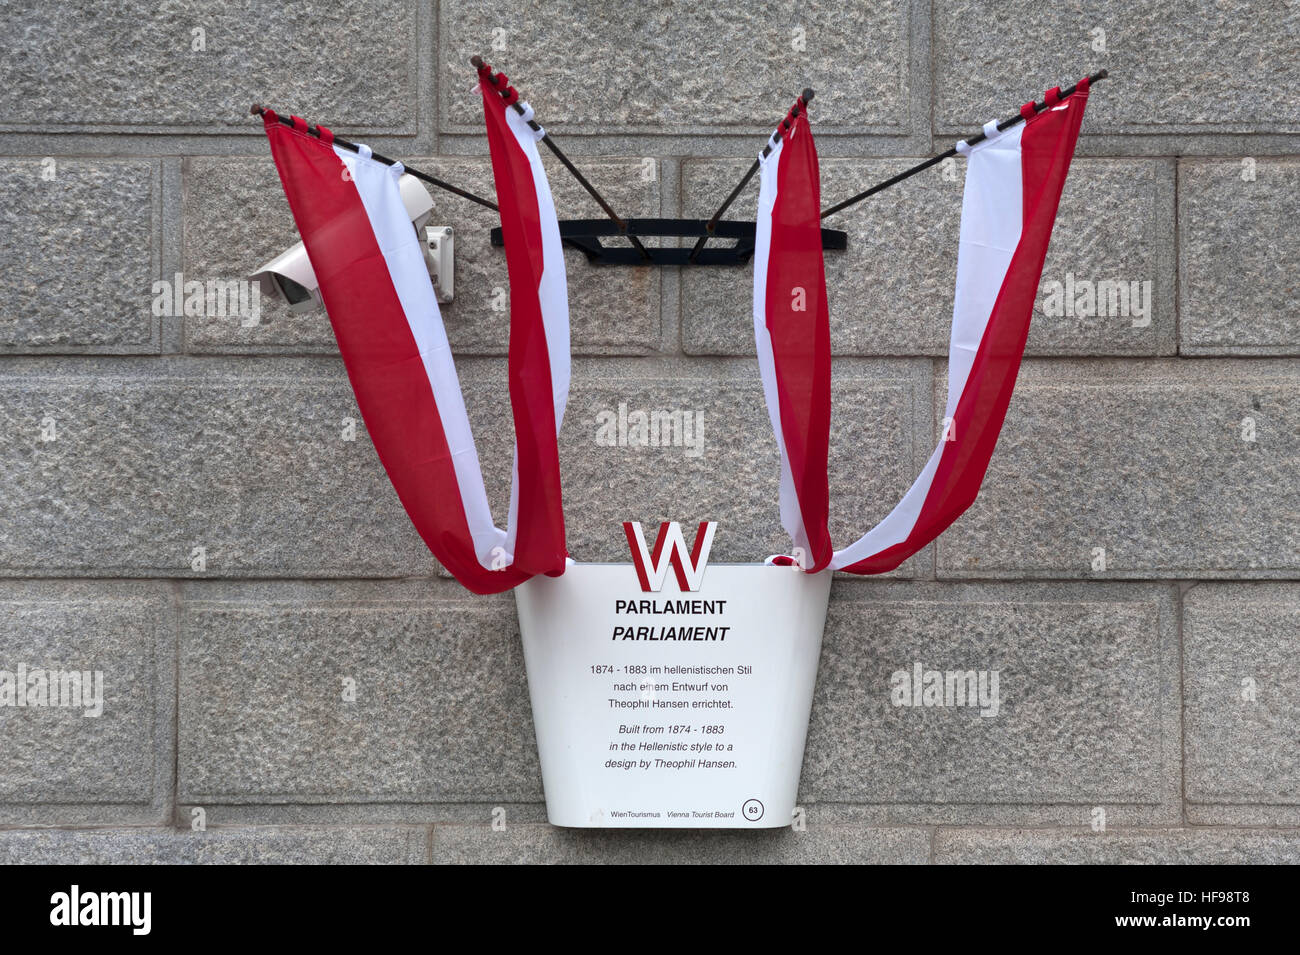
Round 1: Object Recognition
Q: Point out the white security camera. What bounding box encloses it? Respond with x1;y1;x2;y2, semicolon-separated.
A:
251;173;454;310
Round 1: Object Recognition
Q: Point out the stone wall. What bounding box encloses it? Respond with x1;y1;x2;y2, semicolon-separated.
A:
1;0;1297;863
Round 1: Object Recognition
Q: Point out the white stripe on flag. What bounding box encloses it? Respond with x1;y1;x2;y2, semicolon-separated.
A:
499;101;571;560
334;145;508;568
827;122;1025;569
753;135;816;561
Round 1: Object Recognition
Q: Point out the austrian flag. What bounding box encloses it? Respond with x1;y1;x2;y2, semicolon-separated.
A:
261;69;571;594
755;81;1091;574
260;67;1093;593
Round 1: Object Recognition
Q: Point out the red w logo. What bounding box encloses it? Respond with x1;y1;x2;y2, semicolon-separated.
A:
623;521;717;592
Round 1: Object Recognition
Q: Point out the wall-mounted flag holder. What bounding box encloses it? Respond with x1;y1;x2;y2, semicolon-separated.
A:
492;217;848;266
250;62;1106;828
251;63;1105;269
469;61;844;266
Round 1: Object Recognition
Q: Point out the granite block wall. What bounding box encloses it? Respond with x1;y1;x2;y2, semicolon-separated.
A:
0;0;1296;863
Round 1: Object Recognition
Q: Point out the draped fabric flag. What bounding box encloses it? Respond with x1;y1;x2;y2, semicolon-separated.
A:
261;71;570;594
752;97;834;572
755;80;1090;575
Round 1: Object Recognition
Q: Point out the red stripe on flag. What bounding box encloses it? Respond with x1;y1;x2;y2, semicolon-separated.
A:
840;88;1089;574
479;77;568;576
765;111;833;572
263;118;531;594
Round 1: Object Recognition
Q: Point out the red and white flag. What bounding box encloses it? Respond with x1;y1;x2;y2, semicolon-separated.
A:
752;97;833;572
261;69;570;594
755;80;1091;574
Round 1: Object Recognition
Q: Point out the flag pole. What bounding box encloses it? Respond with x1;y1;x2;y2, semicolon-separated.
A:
472;56;650;262
820;69;1108;220
250;105;500;212
688;88;815;264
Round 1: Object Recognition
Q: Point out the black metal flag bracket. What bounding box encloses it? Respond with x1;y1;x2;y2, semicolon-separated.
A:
250;67;1105;268
492;217;848;267
478;71;841;266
